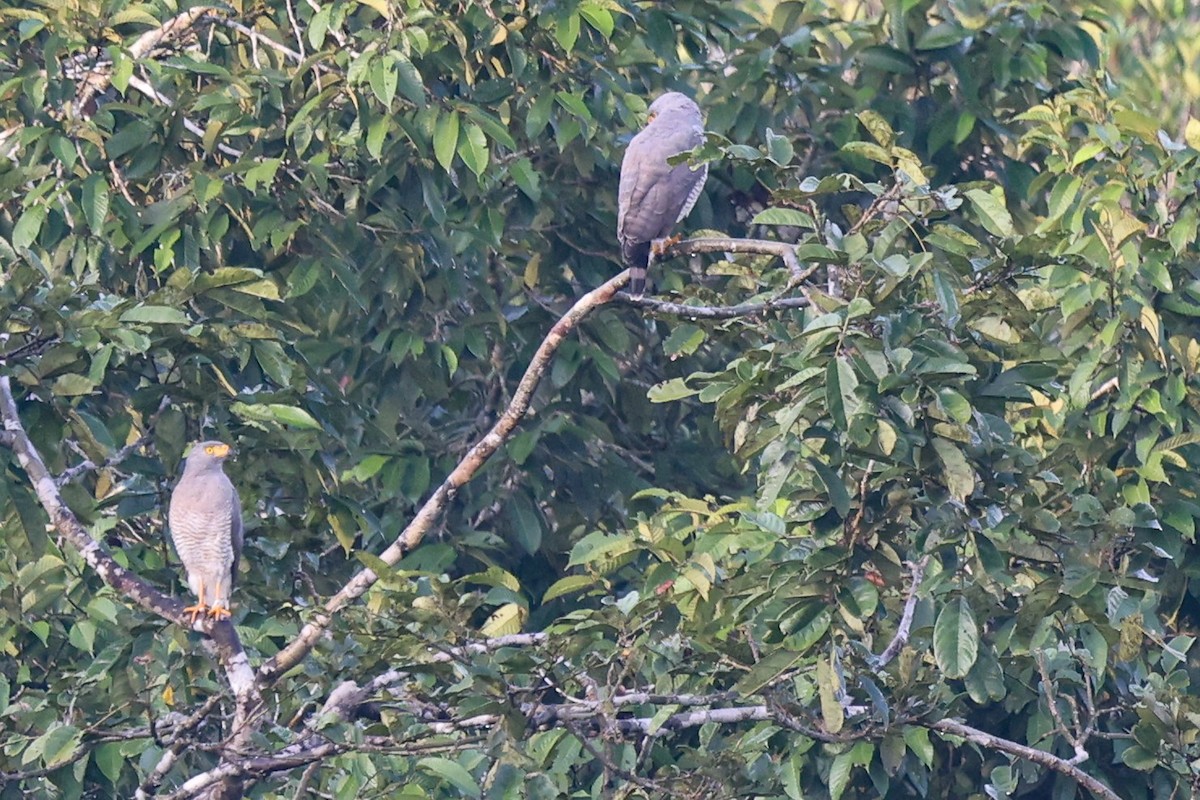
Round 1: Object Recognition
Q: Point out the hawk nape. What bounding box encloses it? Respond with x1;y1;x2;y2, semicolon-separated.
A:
616;92;708;297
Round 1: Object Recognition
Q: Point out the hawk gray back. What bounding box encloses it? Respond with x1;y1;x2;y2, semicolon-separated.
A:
617;92;708;296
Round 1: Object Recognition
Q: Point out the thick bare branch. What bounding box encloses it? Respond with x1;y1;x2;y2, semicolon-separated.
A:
660;236;816;283
160;743;342;800
258;276;625;684
619;293;809;319
76;7;221;111
927;719;1122;800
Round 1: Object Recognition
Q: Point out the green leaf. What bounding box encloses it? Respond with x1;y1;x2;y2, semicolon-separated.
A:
394;54;425;107
856;110;896;147
648;378;699;402
734;648;804;695
480;603;525;636
1120;744;1158;771
52;374;95;397
932;438;974;500
662;324;706;356
12;205;46;250
903;726;934;767
842;141;892;165
965;187;1013;238
231;402;323;431
809;458;851;518
555;12;580;52
417;757;480;798
816;657;844;734
266;404;322;430
542;575;597;602
934;596;978;678
915;21;967;49
578;1;614;38
434;110;459;172
119;306;189;325
243;158;282;193
32;724;82;768
827;742;873;800
1043;175;1082;227
458;122;489;177
765;127;794;164
931;270;960;324
369;56;397;107
826;356;862;429
752;207;813;227
82;173;110;234
93;742;124;784
509;157;541;201
555;91;593;123
936;388;972;424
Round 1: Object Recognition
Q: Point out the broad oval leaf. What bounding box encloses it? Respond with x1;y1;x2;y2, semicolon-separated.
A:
934;596;979;678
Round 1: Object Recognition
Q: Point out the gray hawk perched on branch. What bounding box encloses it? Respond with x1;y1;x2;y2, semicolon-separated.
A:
168;440;243;622
617;91;708;297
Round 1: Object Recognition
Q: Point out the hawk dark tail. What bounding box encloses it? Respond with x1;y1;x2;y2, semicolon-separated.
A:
622;239;651;297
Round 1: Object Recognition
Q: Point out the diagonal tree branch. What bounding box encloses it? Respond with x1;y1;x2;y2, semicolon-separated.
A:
258;274;627;684
927;719;1122;800
258;238;822;684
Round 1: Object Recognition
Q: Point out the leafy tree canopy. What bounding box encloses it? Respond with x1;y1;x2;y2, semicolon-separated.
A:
2;0;1200;798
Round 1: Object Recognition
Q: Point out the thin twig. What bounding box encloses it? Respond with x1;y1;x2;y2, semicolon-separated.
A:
210;17;306;65
134;695;224;799
875;556;930;669
1035;651;1090;766
57;396;170;486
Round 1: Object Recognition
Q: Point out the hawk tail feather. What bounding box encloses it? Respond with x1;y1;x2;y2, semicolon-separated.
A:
622;239;651;297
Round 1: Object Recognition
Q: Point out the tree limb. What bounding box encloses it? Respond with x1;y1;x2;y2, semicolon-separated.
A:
659;236;817;283
926;719;1123;800
76;7;222;112
160;743;343;800
258;276;626;684
619;293;809;319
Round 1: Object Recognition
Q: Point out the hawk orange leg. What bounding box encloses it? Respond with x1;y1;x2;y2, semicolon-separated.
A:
207;579;232;620
183;576;208;623
650;233;683;259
